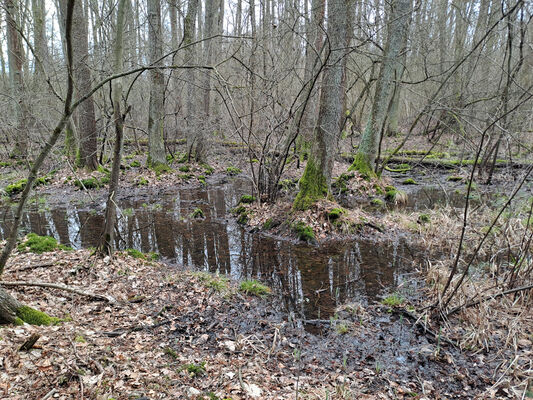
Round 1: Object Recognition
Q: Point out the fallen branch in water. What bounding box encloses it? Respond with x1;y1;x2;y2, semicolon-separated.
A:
0;281;117;304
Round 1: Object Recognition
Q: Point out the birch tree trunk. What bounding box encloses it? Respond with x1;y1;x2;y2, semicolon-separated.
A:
147;0;167;167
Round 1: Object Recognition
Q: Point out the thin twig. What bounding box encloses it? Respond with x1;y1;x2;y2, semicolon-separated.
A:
0;281;117;304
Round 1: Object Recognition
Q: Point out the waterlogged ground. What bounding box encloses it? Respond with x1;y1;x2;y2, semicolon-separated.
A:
1;175;432;321
1;170;531;398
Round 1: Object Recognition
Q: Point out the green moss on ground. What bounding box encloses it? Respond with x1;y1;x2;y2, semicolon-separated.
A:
226;166;242;176
152;163;172;176
74;177;100;189
4;176;50;196
293;158;328;210
239;280;271;297
16;306;60;326
292;221;315;243
327;208;345;221
402;178;418;185
17;233;61;254
239;195;255;204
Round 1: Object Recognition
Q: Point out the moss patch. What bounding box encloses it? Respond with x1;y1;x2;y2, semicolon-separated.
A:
239;195;255;204
17;233;60;254
292;221;316;243
226;166;242;176
293;158;328;210
16;306;59;326
239;280;271;297
74;177;100;190
327;208;345;221
402;178;418;185
348;153;376;180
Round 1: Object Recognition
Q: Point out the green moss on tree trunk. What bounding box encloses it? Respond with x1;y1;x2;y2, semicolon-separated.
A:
293;158;328;210
16;306;59;326
348;153;376;180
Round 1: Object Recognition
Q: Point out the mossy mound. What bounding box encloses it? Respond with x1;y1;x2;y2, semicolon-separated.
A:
4;176;50;196
327;208;345;221
74;177;100;190
226;166;242;176
17;233;69;254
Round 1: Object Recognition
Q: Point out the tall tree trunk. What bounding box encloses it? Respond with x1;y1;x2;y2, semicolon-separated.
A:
293;0;349;210
147;0;167;167
100;0;127;255
0;0;75;275
31;0;49;81
350;0;412;175
5;0;28;157
184;0;199;160
71;0;98;170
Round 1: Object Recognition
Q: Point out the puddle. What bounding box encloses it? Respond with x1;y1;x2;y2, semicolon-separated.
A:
0;178;427;320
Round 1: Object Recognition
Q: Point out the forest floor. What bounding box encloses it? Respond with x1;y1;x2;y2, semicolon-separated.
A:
0;248;526;400
0;140;532;398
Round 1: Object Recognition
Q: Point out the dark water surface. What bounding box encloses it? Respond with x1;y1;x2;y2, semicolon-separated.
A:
1;178;427;320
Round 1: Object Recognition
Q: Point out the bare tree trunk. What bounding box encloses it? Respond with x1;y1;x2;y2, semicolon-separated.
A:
350;0;412;175
100;0;127;256
147;0;167;167
293;0;349;210
184;0;199;160
5;0;28;157
71;0;98;170
31;0;49;80
0;0;75;275
0;286;22;324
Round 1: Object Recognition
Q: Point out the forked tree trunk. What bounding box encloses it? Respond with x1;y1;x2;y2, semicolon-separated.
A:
99;0;127;255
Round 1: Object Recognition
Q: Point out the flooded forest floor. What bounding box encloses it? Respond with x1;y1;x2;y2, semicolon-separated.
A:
0;142;532;399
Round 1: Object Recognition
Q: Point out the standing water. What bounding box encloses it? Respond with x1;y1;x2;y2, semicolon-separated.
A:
0;177;426;320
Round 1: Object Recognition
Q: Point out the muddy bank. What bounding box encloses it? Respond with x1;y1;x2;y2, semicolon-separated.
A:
0;249;499;399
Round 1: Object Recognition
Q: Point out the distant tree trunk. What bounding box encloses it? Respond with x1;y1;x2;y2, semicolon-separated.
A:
5;0;28;157
100;0;127;256
350;0;412;176
183;0;199;160
31;0;49;81
147;0;167;167
71;0;98;170
300;0;326;139
293;0;349;210
0;0;75;276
